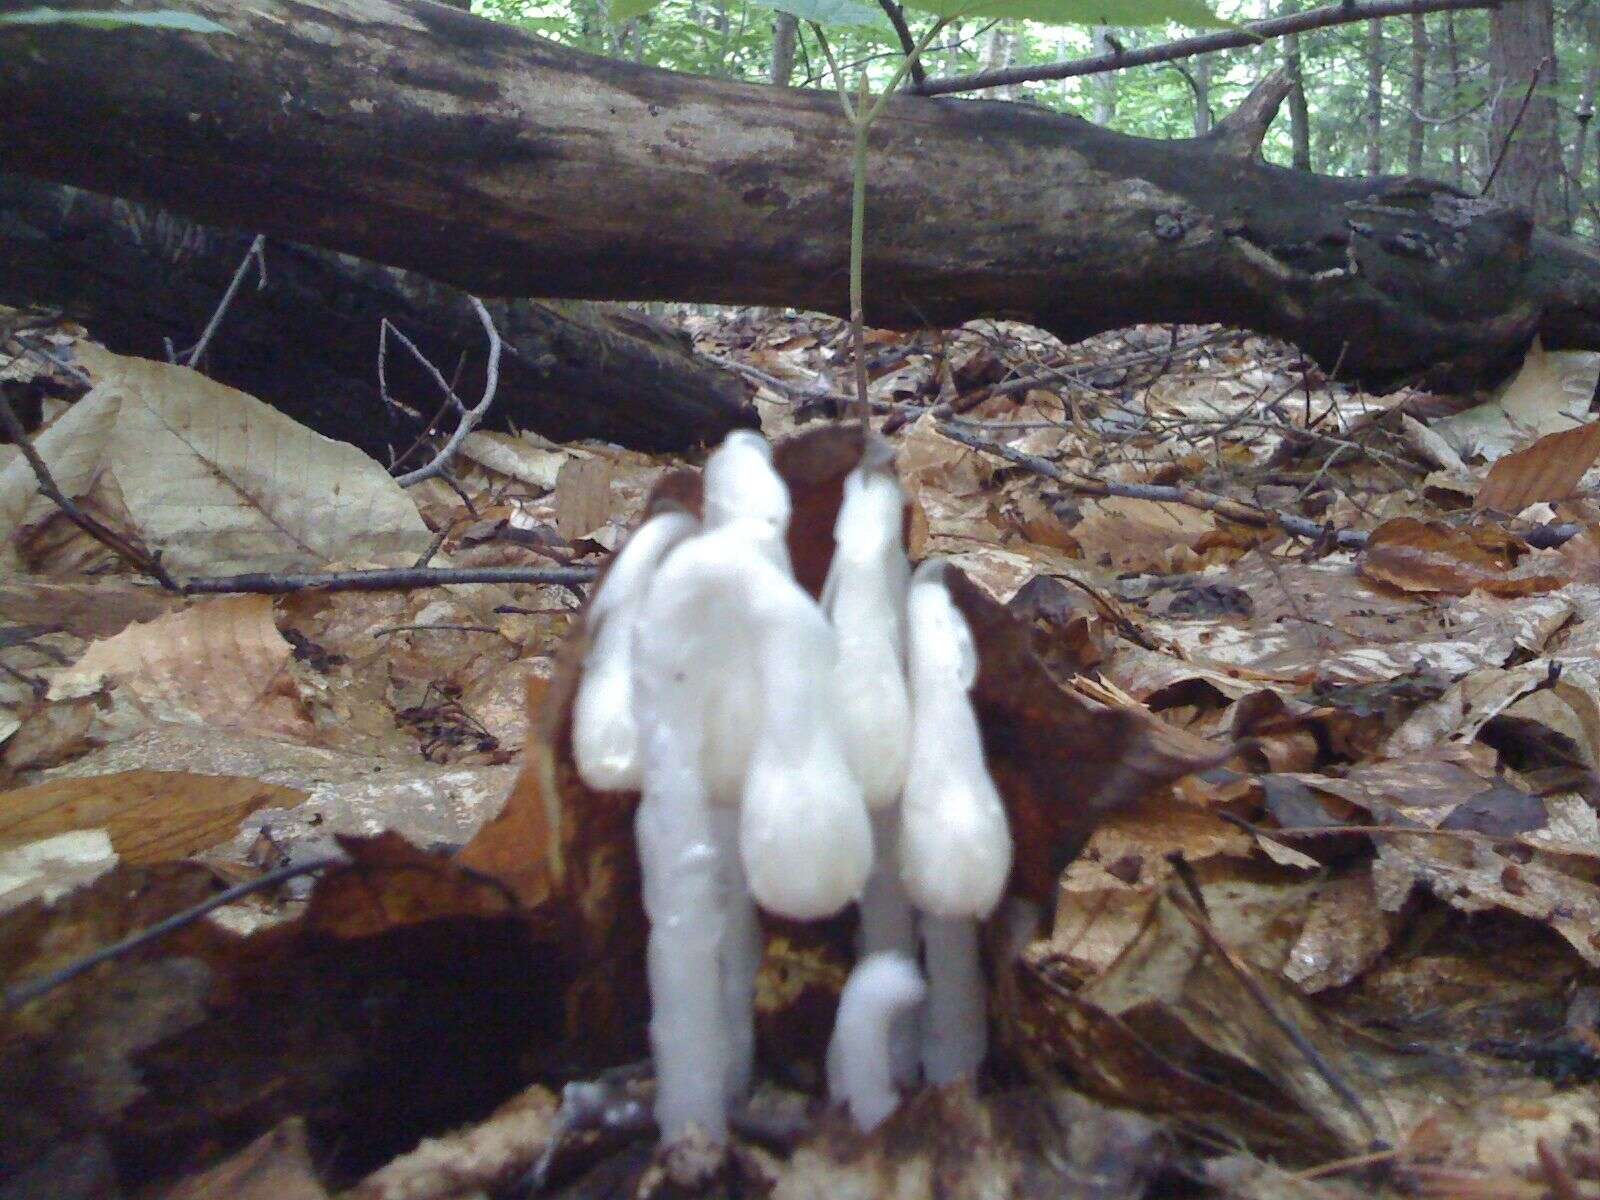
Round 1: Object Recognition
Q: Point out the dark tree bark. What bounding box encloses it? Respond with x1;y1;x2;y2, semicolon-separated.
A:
1488;0;1560;222
0;176;755;454
6;0;1600;394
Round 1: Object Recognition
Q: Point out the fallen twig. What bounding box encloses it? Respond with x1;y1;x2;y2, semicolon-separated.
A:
937;418;1370;549
0;381;182;589
185;233;266;368
3;855;342;1012
182;563;595;595
392;297;503;487
938;419;1584;552
915;0;1499;97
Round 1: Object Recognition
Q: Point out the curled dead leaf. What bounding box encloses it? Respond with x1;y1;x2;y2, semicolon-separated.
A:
1359;517;1567;597
1477;421;1600;515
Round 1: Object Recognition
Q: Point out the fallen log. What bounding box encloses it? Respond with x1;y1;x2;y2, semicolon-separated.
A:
0;175;755;455
4;0;1600;391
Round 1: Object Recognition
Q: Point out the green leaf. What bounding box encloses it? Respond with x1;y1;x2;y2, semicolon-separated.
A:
607;0;662;22
747;0;887;28
0;7;231;31
899;0;1227;28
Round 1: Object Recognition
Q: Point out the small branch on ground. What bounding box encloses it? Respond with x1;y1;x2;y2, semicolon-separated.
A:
0;380;181;590
3;855;343;1012
937;419;1583;551
182;563;595;595
392;297;503;487
914;0;1498;97
184;233;266;368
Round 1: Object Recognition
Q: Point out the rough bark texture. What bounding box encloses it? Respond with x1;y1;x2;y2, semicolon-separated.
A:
1489;0;1560;223
6;0;1600;393
0;176;755;454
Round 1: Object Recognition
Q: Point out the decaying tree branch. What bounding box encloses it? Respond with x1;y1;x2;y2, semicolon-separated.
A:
5;0;1600;394
915;0;1500;97
0;175;756;454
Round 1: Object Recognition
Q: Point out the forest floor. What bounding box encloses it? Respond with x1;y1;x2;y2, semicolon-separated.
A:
2;304;1599;1199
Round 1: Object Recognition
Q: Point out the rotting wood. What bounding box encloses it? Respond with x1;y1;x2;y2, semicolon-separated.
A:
0;176;755;454
5;1;1600;392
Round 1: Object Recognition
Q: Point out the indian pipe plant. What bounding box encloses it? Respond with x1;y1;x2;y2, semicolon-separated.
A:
573;429;1018;1144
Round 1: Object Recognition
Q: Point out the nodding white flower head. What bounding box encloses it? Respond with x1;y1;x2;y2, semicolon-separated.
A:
739;576;873;920
899;559;1011;920
823;435;912;809
571;507;698;791
703;430;791;566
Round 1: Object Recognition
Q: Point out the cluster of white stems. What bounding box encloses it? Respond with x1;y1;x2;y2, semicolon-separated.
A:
572;431;1013;1143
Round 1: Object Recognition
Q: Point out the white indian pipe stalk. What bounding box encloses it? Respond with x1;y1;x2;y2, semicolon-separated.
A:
899;559;1013;1084
820;437;912;811
826;953;927;1133
823;441;919;1082
571;508;698;791
626;430;873;1143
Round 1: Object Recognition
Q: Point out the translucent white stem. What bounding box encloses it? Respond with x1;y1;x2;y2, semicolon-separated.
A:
710;805;760;1103
919;913;986;1085
635;699;729;1142
858;808;920;1086
827;953;927;1132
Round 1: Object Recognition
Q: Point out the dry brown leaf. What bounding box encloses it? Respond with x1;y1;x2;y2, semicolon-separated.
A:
1071;496;1213;575
45;594;313;738
0;344;433;574
777;1084;1163;1200
554;454;623;541
1359;517;1566;597
161;1118;328;1200
349;1084;557;1200
0;770;302;863
1022;883;1397;1160
1434;339;1600;461
1476;420;1600;514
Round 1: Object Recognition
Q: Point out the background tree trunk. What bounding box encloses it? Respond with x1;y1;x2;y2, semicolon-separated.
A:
769;11;797;86
1567;5;1600;232
1488;0;1560;221
1366;18;1386;175
1283;24;1312;170
1191;55;1214;136
1446;9;1466;186
1092;26;1119;124
1408;11;1428;175
7;0;1600;395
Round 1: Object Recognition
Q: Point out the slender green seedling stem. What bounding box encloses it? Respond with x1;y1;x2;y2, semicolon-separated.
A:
811;17;949;437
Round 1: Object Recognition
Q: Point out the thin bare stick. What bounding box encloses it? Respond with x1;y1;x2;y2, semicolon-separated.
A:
393;297;503;487
939;417;1585;551
875;0;927;88
915;0;1499;97
0;385;181;590
1481;56;1554;196
3;855;342;1012
936;418;1368;548
182;563;595;595
1167;868;1386;1146
186;233;266;368
8;334;93;387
